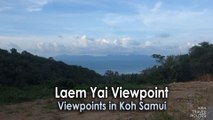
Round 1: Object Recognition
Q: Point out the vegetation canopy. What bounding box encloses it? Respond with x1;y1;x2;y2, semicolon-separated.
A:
0;41;213;88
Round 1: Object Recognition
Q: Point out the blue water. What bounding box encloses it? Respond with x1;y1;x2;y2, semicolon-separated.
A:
55;55;156;74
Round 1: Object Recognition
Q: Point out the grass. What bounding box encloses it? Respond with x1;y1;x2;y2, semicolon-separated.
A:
0;85;53;104
0;83;167;104
43;99;57;110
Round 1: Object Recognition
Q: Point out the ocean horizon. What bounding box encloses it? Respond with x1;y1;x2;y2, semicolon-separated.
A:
55;55;156;74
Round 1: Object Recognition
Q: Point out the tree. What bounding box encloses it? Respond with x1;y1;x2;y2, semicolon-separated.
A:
152;54;165;64
10;48;18;54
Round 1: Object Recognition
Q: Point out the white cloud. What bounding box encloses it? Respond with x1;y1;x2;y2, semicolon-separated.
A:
0;1;213;57
0;0;50;12
178;42;198;53
25;0;50;12
144;41;152;47
101;1;213;53
26;7;42;12
7;43;22;52
0;35;210;56
37;42;66;52
151;2;162;13
0;35;144;56
102;2;213;34
73;35;88;47
134;2;212;31
27;0;49;12
119;37;130;47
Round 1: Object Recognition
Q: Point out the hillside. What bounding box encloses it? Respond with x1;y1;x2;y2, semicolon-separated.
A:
0;81;212;120
140;42;213;84
0;48;101;87
1;41;213;87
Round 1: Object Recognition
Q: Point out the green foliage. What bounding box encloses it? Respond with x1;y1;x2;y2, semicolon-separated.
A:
143;41;213;83
189;42;213;76
0;48;101;87
0;85;52;104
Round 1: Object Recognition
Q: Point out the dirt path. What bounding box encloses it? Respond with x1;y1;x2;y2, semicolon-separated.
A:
0;81;213;120
207;106;213;120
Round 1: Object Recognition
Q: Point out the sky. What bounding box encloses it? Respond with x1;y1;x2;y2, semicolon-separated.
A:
0;0;213;57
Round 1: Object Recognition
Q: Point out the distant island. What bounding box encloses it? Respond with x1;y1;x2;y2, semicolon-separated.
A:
55;55;156;74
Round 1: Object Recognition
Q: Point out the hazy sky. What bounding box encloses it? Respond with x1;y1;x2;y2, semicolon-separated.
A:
0;0;213;56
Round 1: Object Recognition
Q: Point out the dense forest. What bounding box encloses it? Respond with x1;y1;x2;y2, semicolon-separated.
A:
0;41;213;88
0;48;101;87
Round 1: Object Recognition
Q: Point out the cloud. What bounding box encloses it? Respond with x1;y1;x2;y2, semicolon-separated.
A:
144;41;152;47
8;43;21;51
25;0;50;12
100;1;213;53
0;35;209;56
0;35;145;56
151;2;162;13
36;42;69;56
178;42;198;53
74;35;88;47
0;0;50;12
91;36;141;48
102;2;213;33
26;7;42;12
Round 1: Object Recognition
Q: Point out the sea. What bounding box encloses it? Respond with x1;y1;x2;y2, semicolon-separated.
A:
55;55;156;74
